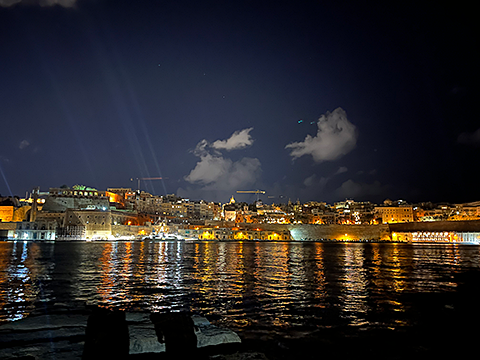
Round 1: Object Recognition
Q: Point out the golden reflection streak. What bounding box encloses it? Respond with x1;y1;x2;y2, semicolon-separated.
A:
312;243;326;304
98;242;116;303
117;241;134;305
253;242;290;323
217;242;246;301
122;242;133;278
339;244;369;324
213;241;247;305
390;243;406;293
369;243;383;290
287;244;308;302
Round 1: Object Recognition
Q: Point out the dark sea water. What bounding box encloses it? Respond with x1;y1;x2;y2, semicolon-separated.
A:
1;240;479;354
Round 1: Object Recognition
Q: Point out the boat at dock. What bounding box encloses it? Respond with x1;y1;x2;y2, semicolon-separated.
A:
145;233;187;241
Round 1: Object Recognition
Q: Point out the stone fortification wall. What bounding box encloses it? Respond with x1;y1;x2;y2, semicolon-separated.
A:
43;196;110;212
237;223;391;241
288;224;390;241
389;220;480;232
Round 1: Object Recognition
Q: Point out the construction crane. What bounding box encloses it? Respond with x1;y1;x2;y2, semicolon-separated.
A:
236;190;266;202
131;177;164;191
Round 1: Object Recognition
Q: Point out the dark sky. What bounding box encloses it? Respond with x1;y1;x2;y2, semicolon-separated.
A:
1;0;478;204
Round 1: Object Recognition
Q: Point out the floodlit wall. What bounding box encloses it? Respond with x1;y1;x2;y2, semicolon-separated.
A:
0;206;14;222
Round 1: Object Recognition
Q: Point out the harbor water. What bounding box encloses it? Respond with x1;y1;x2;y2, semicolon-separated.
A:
1;240;479;357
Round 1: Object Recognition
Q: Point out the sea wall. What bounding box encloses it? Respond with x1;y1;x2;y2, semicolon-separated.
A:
112;224;152;238
237;223;391;241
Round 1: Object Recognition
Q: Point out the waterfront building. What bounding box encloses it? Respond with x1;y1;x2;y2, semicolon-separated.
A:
375;205;414;224
106;188;134;210
195;227;291;240
223;196;244;222
62;208;112;240
448;204;480;221
42;186;109;212
392;231;480;244
0;220;56;240
135;191;164;214
389;220;480;243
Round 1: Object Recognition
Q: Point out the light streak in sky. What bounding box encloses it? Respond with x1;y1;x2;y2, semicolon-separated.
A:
0;163;13;197
91;27;166;194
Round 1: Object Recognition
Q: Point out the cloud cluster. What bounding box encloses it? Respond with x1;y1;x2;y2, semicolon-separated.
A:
183;128;261;199
192;128;254;157
181;108;358;202
185;155;261;191
211;128;254;151
286;107;357;162
0;0;76;7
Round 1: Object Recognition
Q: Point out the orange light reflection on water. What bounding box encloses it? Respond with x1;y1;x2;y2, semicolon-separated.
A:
339;244;369;325
311;243;326;304
98;242;116;303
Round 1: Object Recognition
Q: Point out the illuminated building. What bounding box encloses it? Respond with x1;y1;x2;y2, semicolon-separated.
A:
389;220;480;243
42;186;109;212
196;227;291;240
62;208;112;240
0;220;56;240
375;205;414;224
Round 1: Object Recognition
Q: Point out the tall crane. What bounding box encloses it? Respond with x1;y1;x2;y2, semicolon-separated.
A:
131;177;164;191
236;190;266;202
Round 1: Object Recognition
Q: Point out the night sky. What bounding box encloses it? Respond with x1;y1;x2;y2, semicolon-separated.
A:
1;0;478;204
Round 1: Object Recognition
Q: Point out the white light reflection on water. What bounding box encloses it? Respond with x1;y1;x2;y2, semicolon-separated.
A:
1;241;45;321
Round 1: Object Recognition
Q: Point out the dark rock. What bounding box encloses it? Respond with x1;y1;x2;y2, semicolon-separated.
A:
150;311;198;356
82;307;129;359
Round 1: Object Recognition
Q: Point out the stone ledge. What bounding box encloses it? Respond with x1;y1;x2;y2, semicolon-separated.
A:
0;310;243;359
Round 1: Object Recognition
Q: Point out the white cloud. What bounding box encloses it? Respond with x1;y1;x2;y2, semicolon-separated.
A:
0;0;76;7
183;128;261;201
458;128;480;145
19;140;30;150
202;157;261;191
286;107;357;162
185;154;232;185
335;166;348;175
211;128;254;151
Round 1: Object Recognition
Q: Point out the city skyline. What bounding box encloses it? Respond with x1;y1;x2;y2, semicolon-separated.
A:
1;1;478;204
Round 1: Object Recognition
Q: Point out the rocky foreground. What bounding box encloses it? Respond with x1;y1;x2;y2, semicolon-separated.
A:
0;304;266;360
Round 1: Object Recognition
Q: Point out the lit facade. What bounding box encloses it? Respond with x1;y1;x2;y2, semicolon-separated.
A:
392;231;480;244
376;206;414;224
0;220;56;241
197;227;291;240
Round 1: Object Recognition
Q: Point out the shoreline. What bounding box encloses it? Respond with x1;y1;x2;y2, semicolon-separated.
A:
1;238;478;245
